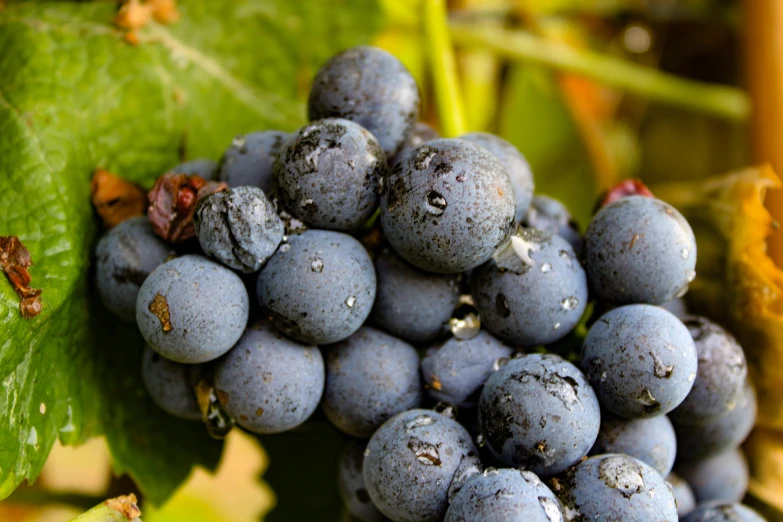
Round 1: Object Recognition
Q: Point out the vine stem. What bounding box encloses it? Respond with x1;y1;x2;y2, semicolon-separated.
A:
424;0;467;137
450;22;751;121
70;494;141;522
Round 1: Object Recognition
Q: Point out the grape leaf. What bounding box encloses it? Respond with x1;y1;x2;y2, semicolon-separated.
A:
0;0;381;505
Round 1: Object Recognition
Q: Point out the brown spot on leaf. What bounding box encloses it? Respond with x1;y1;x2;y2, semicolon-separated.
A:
0;236;42;319
105;493;142;519
216;389;229;405
256;408;264;417
148;292;172;332
147;172;227;243
90;169;146;229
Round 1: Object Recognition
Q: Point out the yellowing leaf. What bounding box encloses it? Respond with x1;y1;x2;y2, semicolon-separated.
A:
651;165;783;511
143;429;272;522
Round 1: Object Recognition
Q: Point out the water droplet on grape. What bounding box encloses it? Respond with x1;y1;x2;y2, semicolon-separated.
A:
310;258;324;273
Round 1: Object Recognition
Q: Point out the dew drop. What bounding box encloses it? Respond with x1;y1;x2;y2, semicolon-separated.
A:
560;296;579;311
280;244;291;253
310;258;324;273
425;190;448;216
510;235;539;267
651;352;674;378
483;467;499;476
232;134;247;152
688;271;696;283
541;263;552;273
681;248;689;259
553;323;561;330
475;433;486;447
345;296;357;308
539;497;564;522
406;415;435;431
449;301;481;340
493;357;509;371
638;389;658;407
688;372;696;382
434;402;458;419
364;448;370;457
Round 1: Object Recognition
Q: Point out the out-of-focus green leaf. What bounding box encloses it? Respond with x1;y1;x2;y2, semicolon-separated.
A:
651;166;783;512
0;0;381;505
498;64;596;227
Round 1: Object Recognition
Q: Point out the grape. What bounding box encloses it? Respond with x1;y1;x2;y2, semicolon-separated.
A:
256;229;376;344
461;132;534;221
677;449;748;504
338;441;386;522
213;322;324;434
682;502;767;522
421;330;512;407
669;316;747;422
667;473;697;518
96;216;171;322
136;255;249;363
141;345;202;421
523;195;583;254
363;409;481;522
369;247;460;343
218;131;288;192
274;119;386;231
674;381;756;461
390;122;439;167
193;186;284;273
478;353;600;476
445;468;566;522
557;454;678;521
582;304;697;418
591;414;677;476
323;327;422;437
170;158;218;180
380;138;516;273
308;46;420;157
584;196;697;304
471;227;587;346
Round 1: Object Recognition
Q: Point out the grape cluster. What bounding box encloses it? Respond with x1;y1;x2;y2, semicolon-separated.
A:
94;45;764;522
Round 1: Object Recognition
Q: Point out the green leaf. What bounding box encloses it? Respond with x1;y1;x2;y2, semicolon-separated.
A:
0;0;381;505
498;64;596;227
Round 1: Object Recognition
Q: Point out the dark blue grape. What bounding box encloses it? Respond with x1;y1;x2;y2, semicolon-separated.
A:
591;414;677;476
557;454;678;521
380;138;516;273
421;330;512;407
670;317;747;422
390;122;439;167
363;409;481;522
214;322;324;434
667;473;697;518
582;305;697;418
218;131;288;192
471;227;587;346
677;449;748;504
682;502;767;522
136;255;249;363
339;440;386;522
445;468;565;522
170;158;218;180
674;381;756;461
308;46;420;157
323;327;422;437
585;196;697;304
274;119;386;231
461;132;534;221
478;353;600;476
141;345;202;421
193;186;284;273
369;247;460;343
523;195;583;254
95;216;171;322
256;229;376;345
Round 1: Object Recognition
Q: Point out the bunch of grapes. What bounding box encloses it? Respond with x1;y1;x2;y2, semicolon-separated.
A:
95;46;763;522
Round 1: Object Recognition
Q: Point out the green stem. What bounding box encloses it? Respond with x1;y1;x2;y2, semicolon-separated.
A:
424;0;467;137
450;22;751;121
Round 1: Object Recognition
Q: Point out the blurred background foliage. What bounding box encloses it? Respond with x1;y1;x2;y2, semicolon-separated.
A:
3;0;781;520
